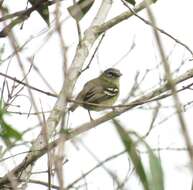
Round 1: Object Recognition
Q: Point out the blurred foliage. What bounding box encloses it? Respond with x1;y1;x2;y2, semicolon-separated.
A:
29;0;50;26
68;0;95;21
113;119;164;190
0;44;5;64
0;16;27;38
0;101;22;146
125;0;136;6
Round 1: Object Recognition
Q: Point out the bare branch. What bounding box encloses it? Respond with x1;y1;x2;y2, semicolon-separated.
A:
121;0;193;57
144;0;193;166
0;72;57;97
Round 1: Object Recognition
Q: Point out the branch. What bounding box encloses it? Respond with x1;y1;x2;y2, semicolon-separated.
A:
0;0;157;187
0;0;114;188
121;0;193;57
1;65;193;186
144;0;193;165
0;0;64;22
0;0;55;37
96;1;153;34
0;72;57;97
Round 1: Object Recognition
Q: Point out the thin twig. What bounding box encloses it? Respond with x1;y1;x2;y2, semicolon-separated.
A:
0;72;57;97
121;0;193;57
73;0;82;43
0;0;65;22
66;150;126;189
81;33;106;73
144;0;193;166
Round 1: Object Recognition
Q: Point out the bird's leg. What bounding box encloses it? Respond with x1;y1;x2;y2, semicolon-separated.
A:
112;107;116;112
111;106;119;113
88;110;94;121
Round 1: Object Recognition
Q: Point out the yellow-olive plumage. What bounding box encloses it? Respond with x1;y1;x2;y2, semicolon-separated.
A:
69;68;122;111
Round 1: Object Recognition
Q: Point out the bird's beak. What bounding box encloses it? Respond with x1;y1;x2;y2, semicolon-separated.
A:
117;71;122;77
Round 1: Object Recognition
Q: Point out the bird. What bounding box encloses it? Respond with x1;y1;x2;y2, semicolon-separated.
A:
69;68;122;116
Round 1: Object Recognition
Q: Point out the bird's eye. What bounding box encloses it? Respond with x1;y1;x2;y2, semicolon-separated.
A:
106;72;113;77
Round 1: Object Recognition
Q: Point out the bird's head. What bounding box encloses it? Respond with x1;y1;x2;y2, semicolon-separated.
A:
101;68;122;80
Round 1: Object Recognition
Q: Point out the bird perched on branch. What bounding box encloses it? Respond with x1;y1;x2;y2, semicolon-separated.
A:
69;68;122;116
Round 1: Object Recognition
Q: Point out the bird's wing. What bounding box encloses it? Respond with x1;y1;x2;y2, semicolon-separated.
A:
83;81;119;103
70;79;119;111
69;80;96;111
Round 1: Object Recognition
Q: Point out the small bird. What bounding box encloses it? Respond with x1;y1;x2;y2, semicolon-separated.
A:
69;68;122;114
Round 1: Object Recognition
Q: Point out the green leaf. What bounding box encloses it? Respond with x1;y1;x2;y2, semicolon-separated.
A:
68;0;95;21
0;123;22;141
0;44;5;64
142;140;164;190
0;103;22;146
113;120;149;190
125;0;136;6
113;119;164;190
29;0;50;26
128;130;164;190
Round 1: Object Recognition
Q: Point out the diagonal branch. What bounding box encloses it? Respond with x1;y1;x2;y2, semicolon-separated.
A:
0;0;114;188
144;0;193;165
0;0;64;22
1;64;193;186
0;72;57;98
121;0;193;57
0;0;157;188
